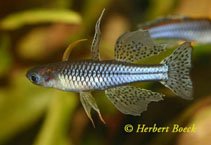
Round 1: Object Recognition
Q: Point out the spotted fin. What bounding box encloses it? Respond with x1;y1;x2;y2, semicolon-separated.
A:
105;86;164;116
161;42;193;100
80;92;105;127
114;30;166;62
91;9;105;60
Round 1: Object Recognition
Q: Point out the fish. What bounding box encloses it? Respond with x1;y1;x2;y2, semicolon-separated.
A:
26;10;193;127
139;16;211;44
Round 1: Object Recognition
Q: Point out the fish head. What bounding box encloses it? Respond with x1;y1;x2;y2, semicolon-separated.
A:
26;65;58;88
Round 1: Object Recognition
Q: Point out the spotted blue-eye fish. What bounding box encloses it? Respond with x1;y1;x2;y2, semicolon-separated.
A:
139;16;211;44
26;9;193;127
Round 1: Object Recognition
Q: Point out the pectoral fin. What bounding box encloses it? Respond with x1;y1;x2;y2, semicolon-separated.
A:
80;92;105;127
114;30;166;62
105;86;164;116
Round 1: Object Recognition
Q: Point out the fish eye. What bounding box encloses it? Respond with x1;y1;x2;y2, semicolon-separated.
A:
31;75;37;82
30;74;40;83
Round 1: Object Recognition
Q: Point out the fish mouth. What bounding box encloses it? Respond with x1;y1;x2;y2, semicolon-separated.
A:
26;69;34;81
26;71;31;81
26;71;30;80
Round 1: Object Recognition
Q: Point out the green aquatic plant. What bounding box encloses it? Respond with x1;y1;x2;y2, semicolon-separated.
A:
0;9;82;30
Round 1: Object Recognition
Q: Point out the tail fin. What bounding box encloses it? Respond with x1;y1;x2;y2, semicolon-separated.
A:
161;42;193;100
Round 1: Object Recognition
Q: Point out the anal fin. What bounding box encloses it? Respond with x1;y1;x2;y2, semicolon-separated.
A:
105;86;164;116
80;92;105;127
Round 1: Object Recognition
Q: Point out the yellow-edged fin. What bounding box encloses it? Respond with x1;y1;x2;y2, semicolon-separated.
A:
62;39;88;61
178;41;196;46
80;92;105;127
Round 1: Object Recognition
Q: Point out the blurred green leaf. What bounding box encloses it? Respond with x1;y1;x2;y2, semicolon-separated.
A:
0;9;82;30
0;35;12;77
82;0;111;32
17;24;75;60
68;0;111;42
33;93;78;145
146;0;177;20
0;70;78;145
148;97;211;145
17;27;49;60
0;71;51;144
192;44;211;59
50;0;72;9
82;133;103;145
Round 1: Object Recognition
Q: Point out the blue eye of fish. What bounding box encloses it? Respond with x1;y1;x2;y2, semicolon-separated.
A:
30;74;40;84
31;75;37;82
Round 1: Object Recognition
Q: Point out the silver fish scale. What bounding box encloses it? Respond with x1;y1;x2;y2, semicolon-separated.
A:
50;60;168;92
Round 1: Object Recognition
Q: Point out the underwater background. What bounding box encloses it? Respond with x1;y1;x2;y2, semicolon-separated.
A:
0;0;210;145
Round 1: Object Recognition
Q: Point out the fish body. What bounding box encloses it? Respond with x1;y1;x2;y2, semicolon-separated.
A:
27;60;168;92
139;17;211;44
26;10;193;126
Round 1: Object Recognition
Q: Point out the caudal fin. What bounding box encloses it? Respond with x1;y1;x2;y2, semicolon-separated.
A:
161;42;193;100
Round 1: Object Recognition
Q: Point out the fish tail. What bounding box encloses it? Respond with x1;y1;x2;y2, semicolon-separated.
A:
161;42;193;100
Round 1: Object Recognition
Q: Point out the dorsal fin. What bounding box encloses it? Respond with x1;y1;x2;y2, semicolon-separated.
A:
62;39;87;61
91;9;105;60
62;9;105;62
114;30;166;63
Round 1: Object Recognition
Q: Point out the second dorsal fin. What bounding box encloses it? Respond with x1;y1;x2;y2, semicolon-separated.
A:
114;30;166;63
